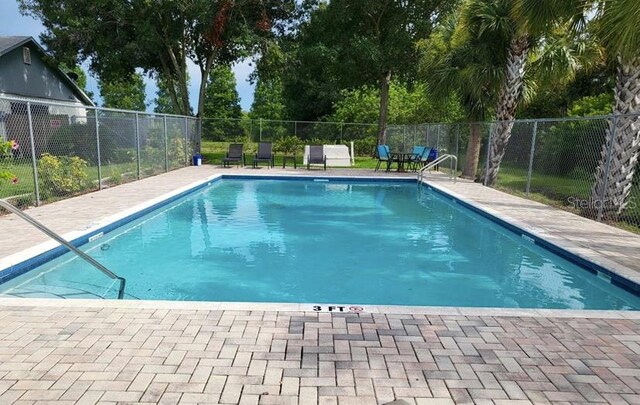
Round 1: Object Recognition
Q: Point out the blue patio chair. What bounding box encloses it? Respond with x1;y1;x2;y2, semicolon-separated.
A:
375;144;393;172
412;147;433;170
424;147;439;171
408;146;426;171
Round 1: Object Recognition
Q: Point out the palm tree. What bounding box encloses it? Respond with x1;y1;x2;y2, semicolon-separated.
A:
589;0;640;219
474;0;586;185
420;8;505;179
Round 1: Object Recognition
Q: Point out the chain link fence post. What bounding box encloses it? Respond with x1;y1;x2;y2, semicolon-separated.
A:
135;113;141;180
26;101;41;206
455;124;460;161
484;124;492;186
197;117;202;154
597;114;618;221
525;120;538;197
163;115;168;172
259;118;263;142
184;116;189;166
95;109;102;190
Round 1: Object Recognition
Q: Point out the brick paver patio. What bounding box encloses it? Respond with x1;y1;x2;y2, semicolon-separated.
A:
0;303;639;404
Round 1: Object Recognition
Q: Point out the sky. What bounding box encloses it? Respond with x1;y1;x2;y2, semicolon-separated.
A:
0;1;256;112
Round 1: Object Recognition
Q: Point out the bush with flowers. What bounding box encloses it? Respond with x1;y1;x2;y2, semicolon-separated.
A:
0;139;19;185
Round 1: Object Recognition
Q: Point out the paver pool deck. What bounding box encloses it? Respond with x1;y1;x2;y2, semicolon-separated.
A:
1;166;639;404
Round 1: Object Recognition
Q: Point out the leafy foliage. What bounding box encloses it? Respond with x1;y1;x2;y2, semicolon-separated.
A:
154;74;192;115
47;122;118;163
202;65;243;140
38;154;90;197
19;0;295;115
0;140;19;184
535;93;613;176
250;77;286;120
273;135;302;155
99;72;147;111
281;0;459;128
328;82;462;125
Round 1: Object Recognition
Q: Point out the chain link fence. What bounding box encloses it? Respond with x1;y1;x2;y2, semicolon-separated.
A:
0;96;199;210
483;114;640;233
3;95;637;233
201;117;378;156
201;115;638;233
386;115;639;233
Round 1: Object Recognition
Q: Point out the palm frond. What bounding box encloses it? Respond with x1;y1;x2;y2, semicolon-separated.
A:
594;0;640;62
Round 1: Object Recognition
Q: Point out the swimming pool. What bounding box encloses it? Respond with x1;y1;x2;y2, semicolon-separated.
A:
1;177;638;310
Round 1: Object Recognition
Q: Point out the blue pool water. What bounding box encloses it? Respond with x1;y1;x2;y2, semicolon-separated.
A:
1;178;638;309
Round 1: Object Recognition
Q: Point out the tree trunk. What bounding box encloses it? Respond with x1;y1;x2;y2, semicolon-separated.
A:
197;68;209;118
590;57;640;219
197;53;216;118
462;122;482;180
377;70;392;145
480;35;529;186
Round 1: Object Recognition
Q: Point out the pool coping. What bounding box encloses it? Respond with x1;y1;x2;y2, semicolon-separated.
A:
1;172;639;312
1;296;639;320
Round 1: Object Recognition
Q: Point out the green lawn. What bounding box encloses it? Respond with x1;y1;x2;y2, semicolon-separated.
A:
497;165;640;233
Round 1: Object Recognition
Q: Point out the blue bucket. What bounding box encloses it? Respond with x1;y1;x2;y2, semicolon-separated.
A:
192;154;202;166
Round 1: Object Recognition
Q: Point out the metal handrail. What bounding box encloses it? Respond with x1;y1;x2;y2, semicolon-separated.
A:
418;154;458;183
0;199;126;299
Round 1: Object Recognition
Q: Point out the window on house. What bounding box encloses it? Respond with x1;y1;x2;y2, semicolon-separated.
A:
23;47;31;64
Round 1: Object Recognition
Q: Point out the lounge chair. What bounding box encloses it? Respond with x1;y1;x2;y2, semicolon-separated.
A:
222;143;245;167
307;145;327;170
375;144;393;172
253;142;274;168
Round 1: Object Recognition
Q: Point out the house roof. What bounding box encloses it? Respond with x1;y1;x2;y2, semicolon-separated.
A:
0;36;32;55
0;36;95;106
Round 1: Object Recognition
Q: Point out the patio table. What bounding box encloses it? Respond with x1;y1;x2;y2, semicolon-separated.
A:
282;155;297;169
391;152;417;172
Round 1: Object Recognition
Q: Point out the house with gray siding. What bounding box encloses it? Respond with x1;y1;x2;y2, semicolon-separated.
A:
0;36;94;150
0;36;93;106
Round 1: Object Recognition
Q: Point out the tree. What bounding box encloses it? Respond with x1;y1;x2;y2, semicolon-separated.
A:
469;0;588;186
420;11;503;179
202;65;243;140
99;72;146;111
282;0;457;143
153;74;191;115
19;0;294;117
328;82;461;126
250;77;285;121
589;0;640;219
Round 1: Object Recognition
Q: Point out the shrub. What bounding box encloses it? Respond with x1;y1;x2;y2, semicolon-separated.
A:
47;123;119;163
39;153;90;198
274;135;302;155
0;139;19;184
352;136;377;156
534;94;612;176
106;166;124;186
